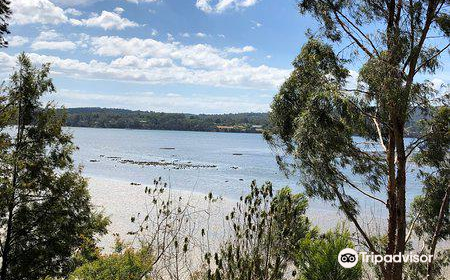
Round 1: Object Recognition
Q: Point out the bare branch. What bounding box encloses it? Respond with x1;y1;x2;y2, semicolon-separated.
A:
338;173;387;206
332;10;374;58
332;184;381;256
405;212;421;244
373;117;388;152
405;134;429;159
335;9;381;56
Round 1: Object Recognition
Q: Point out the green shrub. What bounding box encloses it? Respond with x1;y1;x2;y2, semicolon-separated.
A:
68;241;153;280
295;226;362;280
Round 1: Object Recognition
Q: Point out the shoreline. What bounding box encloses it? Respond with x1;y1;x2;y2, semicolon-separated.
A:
86;176;343;251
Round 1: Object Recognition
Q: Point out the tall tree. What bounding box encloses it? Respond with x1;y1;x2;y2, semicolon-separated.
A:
0;54;108;280
0;0;10;47
265;1;449;280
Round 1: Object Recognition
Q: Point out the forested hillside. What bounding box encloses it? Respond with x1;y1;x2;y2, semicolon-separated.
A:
61;107;427;136
62;107;269;133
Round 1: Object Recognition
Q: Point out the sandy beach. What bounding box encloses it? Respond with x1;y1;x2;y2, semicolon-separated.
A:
87;176;343;250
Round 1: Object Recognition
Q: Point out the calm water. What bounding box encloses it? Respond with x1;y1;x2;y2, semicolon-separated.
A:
70;127;422;212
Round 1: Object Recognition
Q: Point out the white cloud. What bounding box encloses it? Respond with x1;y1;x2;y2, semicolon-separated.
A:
0;49;289;90
31;41;77;51
0;30;290;90
167;33;174;41
226;46;256;53
80;11;139;30
114;7;125;14
37;30;62;41
151;29;158;36
65;8;83;16
10;1;137;31
251;20;262;29
110;56;174;68
218;34;226;38
181;33;190;38
196;0;258;13
7;36;29;47
50;0;103;6
195;32;207;38
196;0;213;13
11;0;68;25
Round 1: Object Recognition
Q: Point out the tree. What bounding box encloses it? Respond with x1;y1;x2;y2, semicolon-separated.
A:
0;0;10;47
265;1;449;280
0;53;109;280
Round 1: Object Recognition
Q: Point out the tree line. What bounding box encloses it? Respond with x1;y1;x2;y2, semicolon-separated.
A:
61;108;269;133
61;107;429;137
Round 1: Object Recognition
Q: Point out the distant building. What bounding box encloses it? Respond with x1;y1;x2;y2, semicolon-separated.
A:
216;125;235;131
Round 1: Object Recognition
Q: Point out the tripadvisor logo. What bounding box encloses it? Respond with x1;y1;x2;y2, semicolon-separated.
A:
338;248;434;268
338;248;359;268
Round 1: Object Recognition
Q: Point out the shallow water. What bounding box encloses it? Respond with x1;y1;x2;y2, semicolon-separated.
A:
70;127;422;213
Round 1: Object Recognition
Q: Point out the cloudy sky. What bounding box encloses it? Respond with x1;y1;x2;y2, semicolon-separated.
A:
0;0;448;113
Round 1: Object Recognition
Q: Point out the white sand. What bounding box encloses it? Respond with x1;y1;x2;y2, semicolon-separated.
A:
87;176;343;250
86;177;449;279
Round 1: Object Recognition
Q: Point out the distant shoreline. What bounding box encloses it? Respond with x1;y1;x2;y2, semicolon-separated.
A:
61;107;269;134
61;107;423;137
64;124;263;134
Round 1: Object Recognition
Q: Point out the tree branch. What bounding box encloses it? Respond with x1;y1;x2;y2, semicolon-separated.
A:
414;42;450;75
337;173;387;206
321;0;374;58
335;9;380;57
332;184;382;258
426;185;450;280
405;211;421;244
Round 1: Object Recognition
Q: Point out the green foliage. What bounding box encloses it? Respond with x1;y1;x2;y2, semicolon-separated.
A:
295;226;362;280
0;53;109;280
404;249;450;280
268;1;450;279
0;0;10;47
411;106;449;242
62;107;269;133
206;181;315;279
265;39;385;215
68;241;153;280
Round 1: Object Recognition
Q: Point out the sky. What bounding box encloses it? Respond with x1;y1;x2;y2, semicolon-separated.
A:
0;0;448;114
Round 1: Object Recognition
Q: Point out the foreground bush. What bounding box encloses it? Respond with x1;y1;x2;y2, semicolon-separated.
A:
68;239;153;280
205;182;315;279
296;226;362;280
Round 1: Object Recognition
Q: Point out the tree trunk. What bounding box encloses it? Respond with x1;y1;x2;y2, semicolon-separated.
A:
393;120;407;280
385;127;397;280
0;204;14;280
1;95;24;280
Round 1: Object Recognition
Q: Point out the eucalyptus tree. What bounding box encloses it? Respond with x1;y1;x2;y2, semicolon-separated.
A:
0;54;108;280
0;0;10;47
265;1;449;280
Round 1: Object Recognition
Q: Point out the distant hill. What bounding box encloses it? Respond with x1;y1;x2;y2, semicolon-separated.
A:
62;107;269;133
61;107;424;137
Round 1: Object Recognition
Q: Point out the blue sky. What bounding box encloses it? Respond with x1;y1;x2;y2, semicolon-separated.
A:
0;0;448;113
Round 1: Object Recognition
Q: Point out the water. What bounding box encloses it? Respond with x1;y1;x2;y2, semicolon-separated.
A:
70;127;423;212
